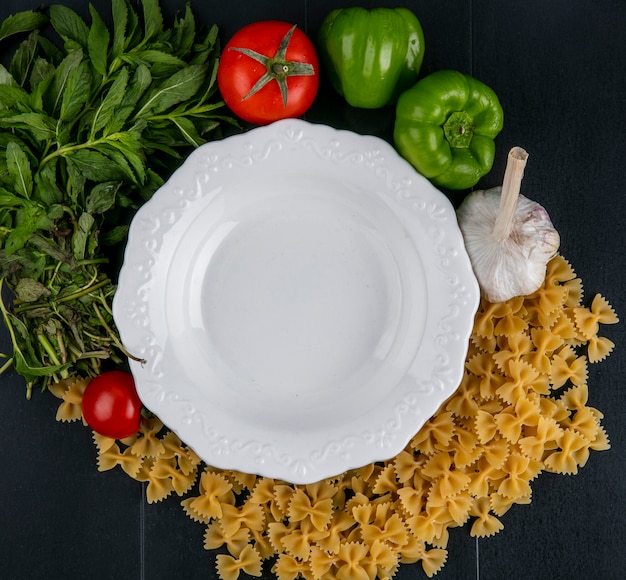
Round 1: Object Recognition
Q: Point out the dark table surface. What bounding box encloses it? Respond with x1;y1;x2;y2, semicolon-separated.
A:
1;1;625;579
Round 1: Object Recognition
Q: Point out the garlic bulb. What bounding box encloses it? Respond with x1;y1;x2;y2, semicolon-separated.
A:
456;147;560;303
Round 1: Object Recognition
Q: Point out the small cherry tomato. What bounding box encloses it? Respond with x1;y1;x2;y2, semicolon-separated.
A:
81;371;142;439
217;21;319;124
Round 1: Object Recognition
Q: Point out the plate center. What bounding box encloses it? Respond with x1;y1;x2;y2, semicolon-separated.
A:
201;194;399;400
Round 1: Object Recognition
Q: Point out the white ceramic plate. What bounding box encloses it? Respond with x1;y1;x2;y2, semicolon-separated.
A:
113;119;479;484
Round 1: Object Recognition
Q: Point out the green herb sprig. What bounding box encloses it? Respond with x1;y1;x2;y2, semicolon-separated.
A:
0;0;236;397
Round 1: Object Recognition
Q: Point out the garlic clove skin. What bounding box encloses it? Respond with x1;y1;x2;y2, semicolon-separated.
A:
457;186;560;303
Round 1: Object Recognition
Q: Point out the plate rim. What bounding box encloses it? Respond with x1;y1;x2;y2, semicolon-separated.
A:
112;118;479;484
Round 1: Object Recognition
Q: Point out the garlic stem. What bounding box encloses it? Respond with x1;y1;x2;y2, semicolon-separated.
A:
492;146;529;242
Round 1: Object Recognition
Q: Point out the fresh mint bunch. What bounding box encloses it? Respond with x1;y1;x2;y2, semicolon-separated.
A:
0;0;235;396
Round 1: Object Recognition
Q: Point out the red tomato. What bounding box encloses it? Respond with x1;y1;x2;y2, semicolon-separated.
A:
81;371;142;439
217;21;319;124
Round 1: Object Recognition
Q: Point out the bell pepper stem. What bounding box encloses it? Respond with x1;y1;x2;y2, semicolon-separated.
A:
493;147;529;242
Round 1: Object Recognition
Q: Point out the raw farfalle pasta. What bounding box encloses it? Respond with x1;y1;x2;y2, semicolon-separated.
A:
97;442;143;478
495;395;542;443
129;419;166;458
469;496;504;537
560;383;590;411
334;541;371;580
550;346;588;389
357;502;409;548
518;415;563;460
273;552;317;580
205;518;248;551
495;360;541;404
216;544;262;580
182;470;235;522
492;332;533;374
418;547;448;577
363;539;399;579
445;375;481;420
410;411;455;455
574;294;618;339
50;255;617;578
543;428;591;475
497;452;542;498
473;301;513;339
287;487;334;532
48;377;88;422
524;328;564;374
587;335;615;363
221;501;266;538
279;519;318;561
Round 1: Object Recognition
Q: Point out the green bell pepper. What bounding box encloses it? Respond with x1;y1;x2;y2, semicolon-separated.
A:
394;69;504;190
317;7;425;109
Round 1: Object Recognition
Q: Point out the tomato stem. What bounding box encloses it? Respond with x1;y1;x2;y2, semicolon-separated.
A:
228;24;315;107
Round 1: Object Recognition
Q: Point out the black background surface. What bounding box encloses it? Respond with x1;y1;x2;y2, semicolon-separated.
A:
1;1;625;579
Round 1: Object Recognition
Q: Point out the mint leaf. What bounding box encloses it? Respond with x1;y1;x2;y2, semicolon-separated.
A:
49;5;89;50
0;10;48;43
105;64;151;133
0;84;31;109
34;33;62;63
49;50;84;116
124;0;141;51
91;67;129;137
65;148;128;182
29;56;55;92
6;141;33;199
102;130;146;183
30;57;55;88
100;224;129;245
111;0;128;59
0;64;17;86
88;4;110;76
172;4;196;58
14;278;50;302
4;223;34;254
86;181;121;214
33;159;63;206
120;63;152;108
72;211;95;260
13;341;70;379
28;233;72;263
10;32;37;86
0;186;24;208
3;112;56;141
141;0;164;42
133;49;187;77
4;202;45;254
191;24;219;66
135;64;207;118
59;60;91;122
98;142;141;183
29;64;55;112
172;116;202;147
